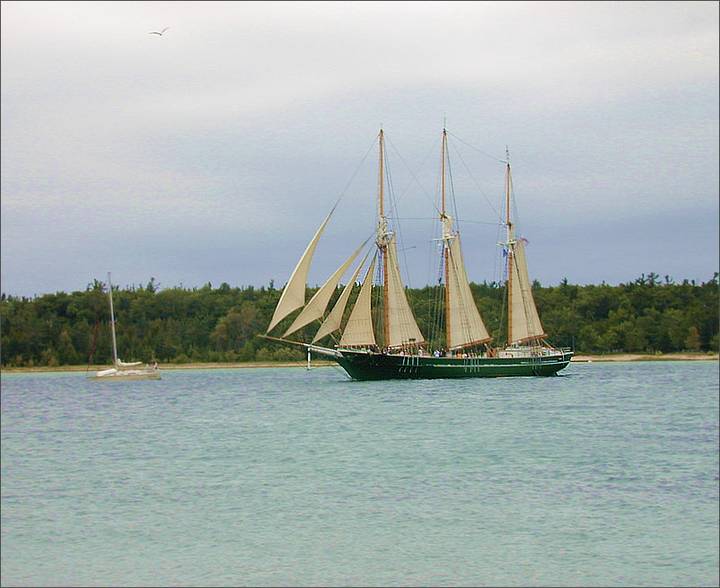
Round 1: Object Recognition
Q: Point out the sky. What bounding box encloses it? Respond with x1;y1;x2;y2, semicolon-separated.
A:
1;0;718;297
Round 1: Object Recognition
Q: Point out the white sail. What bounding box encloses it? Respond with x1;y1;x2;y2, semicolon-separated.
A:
117;360;143;368
267;209;333;333
446;233;491;349
385;237;426;348
283;243;364;337
339;256;377;347
509;238;545;344
312;252;368;343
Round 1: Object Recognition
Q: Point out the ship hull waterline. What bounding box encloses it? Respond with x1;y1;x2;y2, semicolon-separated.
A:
261;336;572;381
333;349;572;380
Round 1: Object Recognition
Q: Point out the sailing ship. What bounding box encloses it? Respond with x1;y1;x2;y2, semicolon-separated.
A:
91;273;161;380
263;129;572;380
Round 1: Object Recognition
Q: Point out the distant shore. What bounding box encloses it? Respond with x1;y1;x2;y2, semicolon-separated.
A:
570;352;718;363
1;352;717;374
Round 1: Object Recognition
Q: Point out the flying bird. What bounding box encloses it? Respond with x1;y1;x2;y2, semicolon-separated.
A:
148;27;169;36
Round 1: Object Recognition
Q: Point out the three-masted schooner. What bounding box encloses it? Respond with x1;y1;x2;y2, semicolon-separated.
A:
264;129;572;380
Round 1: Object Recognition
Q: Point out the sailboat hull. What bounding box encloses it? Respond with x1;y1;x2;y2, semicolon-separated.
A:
90;368;161;381
333;349;573;380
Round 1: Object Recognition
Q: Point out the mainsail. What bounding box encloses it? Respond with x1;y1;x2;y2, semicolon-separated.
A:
267;209;334;333
339;256;377;347
444;223;491;349
508;237;545;344
385;236;426;348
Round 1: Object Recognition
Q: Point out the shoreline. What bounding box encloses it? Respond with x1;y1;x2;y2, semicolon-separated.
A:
570;352;718;363
1;352;717;374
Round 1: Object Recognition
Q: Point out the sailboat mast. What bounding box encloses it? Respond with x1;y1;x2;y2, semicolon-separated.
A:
441;128;451;349
505;149;513;346
107;272;119;366
378;129;389;348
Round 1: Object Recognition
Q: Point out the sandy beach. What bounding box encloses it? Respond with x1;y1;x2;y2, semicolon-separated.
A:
1;352;717;374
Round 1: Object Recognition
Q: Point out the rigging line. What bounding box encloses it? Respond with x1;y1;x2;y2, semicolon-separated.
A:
384;145;414;291
387;133;438;203
497;239;510;346
451;141;504;224
433;242;442;339
334;133;380;207
393;217;502;228
445;141;461;234
385;135;442;217
428;242;444;349
510;171;521;231
424;242;434;344
437;247;446;348
392;217;497;224
493;214;503;292
459;219;505;226
446;130;507;164
373;247;384;345
310;233;377;329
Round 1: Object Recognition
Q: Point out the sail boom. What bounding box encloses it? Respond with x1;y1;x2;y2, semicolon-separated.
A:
512;334;547;346
449;337;492;351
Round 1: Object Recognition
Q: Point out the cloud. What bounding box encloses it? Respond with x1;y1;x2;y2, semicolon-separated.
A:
1;1;718;295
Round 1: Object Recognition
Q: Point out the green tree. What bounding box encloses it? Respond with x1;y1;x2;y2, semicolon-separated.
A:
685;326;701;351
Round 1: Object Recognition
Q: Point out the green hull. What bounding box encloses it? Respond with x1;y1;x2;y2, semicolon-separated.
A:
332;349;573;381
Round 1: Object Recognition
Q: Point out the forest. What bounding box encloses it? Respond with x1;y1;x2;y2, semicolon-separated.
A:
1;272;718;367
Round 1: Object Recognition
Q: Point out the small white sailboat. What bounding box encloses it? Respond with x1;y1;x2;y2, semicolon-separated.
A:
91;273;161;381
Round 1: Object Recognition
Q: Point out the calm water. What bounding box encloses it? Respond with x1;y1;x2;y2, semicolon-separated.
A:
1;361;718;587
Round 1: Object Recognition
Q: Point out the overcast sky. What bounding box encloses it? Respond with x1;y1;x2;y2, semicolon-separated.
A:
2;1;718;296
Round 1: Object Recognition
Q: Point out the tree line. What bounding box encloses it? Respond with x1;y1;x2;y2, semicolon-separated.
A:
1;272;717;367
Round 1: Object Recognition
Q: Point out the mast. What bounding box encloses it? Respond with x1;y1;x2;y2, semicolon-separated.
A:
378;129;389;347
107;272;118;366
502;149;547;347
442;127;450;348
505;149;513;346
439;129;491;352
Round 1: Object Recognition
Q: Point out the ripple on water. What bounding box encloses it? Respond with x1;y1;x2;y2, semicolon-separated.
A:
1;362;718;586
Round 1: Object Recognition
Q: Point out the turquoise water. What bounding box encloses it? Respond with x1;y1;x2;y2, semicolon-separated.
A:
1;361;718;587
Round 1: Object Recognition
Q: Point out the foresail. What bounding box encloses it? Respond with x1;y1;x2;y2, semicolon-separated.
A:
446;235;491;349
339;256;377;347
283;243;364;337
267;209;333;333
509;239;545;344
313;252;368;343
386;237;425;348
